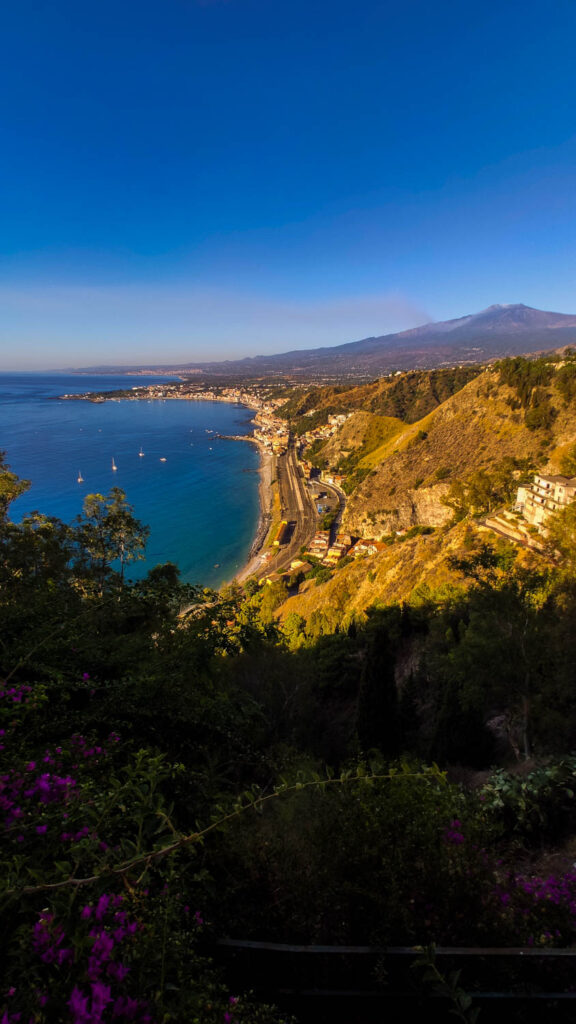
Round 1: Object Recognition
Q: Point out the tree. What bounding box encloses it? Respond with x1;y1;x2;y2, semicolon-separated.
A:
356;608;400;756
447;556;552;760
76;488;149;591
283;612;307;649
559;443;576;478
525;390;557;431
546;501;576;570
0;452;30;520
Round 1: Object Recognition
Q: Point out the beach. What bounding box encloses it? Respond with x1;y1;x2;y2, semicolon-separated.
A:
233;445;275;583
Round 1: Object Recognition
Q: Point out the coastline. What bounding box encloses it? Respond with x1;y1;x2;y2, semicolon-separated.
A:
56;381;277;587
233;443;275;584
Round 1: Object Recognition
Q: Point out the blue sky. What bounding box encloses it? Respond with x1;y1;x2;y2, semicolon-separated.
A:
2;0;576;368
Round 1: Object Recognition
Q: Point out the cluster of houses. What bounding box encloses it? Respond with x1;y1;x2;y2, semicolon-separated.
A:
176;386;291;452
252;411;290;455
298;411;353;450
306;529;357;564
261;530;391;587
305;531;389;566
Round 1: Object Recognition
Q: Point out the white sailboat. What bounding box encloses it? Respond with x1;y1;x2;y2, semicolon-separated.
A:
112;458;117;471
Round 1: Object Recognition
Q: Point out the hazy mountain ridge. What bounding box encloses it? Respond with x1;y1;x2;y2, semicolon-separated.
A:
75;303;576;378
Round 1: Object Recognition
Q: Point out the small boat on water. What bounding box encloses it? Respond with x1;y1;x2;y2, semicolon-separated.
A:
159;457;167;462
77;471;84;483
112;458;117;471
139;447;145;457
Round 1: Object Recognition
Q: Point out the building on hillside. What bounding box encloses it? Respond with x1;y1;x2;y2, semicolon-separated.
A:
320;471;346;487
289;561;313;582
516;473;576;531
323;540;351;565
350;538;387;558
262;571;290;587
306;530;330;559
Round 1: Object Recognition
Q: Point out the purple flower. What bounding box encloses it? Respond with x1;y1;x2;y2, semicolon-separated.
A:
108;961;130;982
443;819;465;845
90;980;112;1015
94;894;111;921
113;995;141;1019
68;986;89;1024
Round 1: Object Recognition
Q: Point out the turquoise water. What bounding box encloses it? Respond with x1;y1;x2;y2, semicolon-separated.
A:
0;373;260;587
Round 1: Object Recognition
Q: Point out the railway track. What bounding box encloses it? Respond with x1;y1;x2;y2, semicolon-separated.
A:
273;444;318;572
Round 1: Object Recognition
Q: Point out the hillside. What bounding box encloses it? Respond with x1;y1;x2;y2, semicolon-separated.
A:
277;520;470;626
279;366;482;431
310;362;576;537
278;355;576;624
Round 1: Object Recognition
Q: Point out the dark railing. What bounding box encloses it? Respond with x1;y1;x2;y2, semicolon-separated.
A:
215;939;576;1023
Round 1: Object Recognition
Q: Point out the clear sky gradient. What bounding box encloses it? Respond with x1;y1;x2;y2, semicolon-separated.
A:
2;0;576;368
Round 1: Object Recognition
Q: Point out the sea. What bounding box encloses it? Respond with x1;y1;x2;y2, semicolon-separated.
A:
0;372;261;588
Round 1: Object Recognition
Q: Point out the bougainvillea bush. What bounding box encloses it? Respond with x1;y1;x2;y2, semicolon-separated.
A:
6;674;576;1022
0;681;291;1024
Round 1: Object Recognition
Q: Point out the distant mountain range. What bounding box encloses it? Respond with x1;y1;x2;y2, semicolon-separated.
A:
78;304;576;378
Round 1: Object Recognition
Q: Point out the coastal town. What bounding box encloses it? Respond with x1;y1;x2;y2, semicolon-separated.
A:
60;379;392;592
61;371;576;593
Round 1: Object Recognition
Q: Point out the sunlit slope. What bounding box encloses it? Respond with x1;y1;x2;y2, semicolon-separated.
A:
281;366;482;431
338;366;576;537
277;360;576;625
318;412;406;468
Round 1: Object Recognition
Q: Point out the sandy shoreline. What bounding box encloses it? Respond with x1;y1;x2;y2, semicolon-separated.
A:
65;384;275;590
233;443;275;584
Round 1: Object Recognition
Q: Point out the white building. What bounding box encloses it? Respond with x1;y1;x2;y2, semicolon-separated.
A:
516;473;576;531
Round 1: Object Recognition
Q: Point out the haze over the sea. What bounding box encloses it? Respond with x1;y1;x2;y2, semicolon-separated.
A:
0;374;260;587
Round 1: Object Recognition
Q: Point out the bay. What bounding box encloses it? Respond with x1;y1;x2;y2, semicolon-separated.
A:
0;372;261;587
